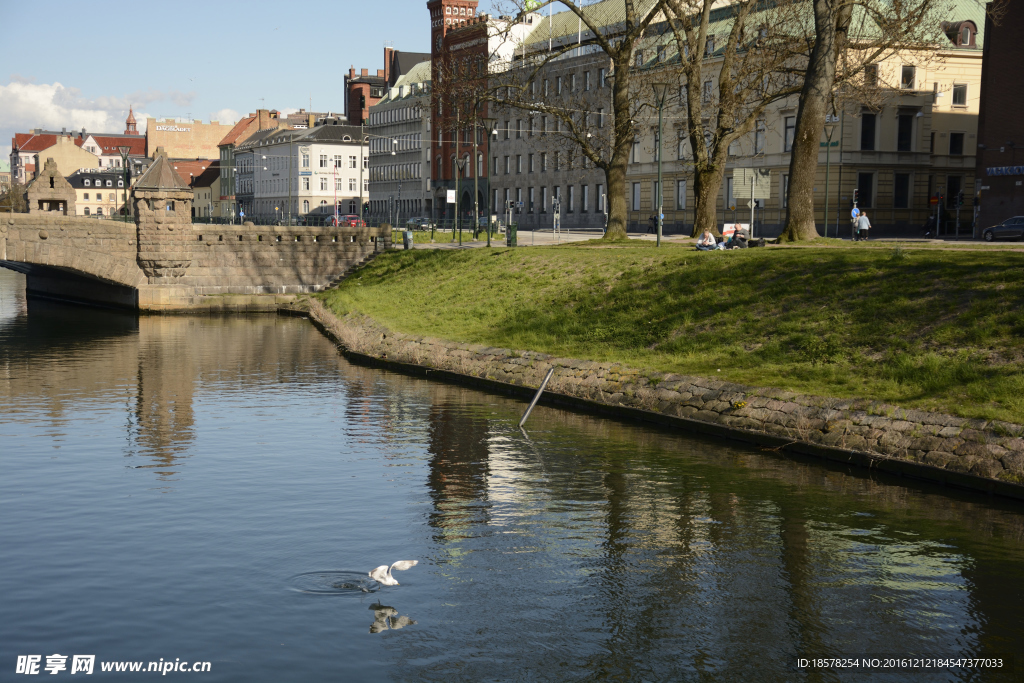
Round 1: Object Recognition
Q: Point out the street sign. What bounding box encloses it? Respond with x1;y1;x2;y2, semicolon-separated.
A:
851;207;860;219
446;190;456;204
733;168;771;199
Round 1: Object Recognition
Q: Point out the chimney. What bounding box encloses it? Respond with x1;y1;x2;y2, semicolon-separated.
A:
349;67;355;79
361;68;368;76
376;69;384;78
384;47;394;84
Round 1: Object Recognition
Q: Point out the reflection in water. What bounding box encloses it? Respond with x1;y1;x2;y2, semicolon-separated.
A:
2;267;1024;681
369;603;416;634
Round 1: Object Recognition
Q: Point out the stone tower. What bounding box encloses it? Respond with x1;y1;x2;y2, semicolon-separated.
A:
133;147;192;279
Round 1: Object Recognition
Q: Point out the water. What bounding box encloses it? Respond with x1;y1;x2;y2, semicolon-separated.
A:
1;267;1023;682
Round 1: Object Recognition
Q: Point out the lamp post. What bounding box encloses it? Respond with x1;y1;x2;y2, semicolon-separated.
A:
117;145;131;223
652;82;669;247
480;115;497;247
454;156;467;246
823;117;837;238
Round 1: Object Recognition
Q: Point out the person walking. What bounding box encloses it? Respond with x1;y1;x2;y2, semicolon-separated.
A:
856;212;871;241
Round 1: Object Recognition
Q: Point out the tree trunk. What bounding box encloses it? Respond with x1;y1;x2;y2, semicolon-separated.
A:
692;168;724;237
780;0;851;242
603;55;633;240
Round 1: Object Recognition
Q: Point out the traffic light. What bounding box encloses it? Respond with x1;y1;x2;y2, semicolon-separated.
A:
852;189;859;206
957;191;964;207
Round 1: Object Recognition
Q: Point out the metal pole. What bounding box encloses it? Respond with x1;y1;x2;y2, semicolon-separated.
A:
519;368;555;428
473;113;479;242
823;128;832;238
656;101;663;247
835;110;845;238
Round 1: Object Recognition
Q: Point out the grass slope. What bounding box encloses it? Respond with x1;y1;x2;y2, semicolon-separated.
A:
319;242;1024;423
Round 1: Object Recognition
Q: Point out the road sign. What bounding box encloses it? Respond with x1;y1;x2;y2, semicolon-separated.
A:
851;207;860;219
446;190;456;204
733;168;771;199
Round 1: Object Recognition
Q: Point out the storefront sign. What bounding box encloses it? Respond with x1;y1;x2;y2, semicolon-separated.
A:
986;166;1024;176
155;126;191;132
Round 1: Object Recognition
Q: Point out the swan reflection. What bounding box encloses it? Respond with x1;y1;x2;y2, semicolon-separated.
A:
369;603;416;634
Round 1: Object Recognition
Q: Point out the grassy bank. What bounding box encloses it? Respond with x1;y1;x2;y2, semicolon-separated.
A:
318;242;1024;423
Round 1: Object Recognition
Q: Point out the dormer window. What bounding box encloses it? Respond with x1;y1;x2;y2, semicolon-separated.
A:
961;26;971;44
84;179;91;187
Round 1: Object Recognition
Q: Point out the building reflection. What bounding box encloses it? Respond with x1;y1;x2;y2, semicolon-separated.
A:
425;399;492;541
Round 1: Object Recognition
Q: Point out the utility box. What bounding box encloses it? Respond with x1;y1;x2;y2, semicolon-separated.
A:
403;230;414;250
506;223;517;247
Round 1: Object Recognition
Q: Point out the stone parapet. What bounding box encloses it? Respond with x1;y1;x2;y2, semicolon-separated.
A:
307;301;1024;500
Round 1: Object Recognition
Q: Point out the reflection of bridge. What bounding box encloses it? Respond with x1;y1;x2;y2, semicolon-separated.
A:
0;152;389;311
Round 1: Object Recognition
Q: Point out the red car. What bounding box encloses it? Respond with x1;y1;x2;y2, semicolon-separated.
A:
328;214;365;227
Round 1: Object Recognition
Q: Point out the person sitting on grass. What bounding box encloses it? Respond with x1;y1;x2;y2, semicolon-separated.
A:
696;230;717;251
726;228;749;249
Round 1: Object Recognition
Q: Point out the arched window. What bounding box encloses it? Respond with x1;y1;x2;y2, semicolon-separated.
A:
303;200;309;213
83;207;90;215
84;179;91;187
320;200;328;208
477;153;483;177
96;207;103;216
962;26;971;44
464;154;471;178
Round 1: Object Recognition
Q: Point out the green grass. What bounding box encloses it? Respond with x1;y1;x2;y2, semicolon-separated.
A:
318;241;1024;423
391;228;493;245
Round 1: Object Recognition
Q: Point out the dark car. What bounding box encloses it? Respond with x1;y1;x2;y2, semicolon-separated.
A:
982;216;1024;241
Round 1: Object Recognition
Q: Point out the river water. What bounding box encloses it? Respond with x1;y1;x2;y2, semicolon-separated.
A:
1;268;1023;682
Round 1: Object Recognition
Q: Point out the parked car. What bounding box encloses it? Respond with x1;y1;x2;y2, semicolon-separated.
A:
406;217;433;230
981;216;1024;241
328;214;366;227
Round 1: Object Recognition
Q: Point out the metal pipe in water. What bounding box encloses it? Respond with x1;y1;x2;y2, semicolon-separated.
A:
519;368;555;429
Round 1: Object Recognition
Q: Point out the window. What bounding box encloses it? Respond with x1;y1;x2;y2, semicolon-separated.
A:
677;135;686;160
544;79;549;96
117;179;123;188
504;121;510;140
528;153;535;172
493;156;498;174
109;193;115;201
952;84;967;107
349;178;356;191
784;116;796;152
567;185;575;213
540;186;548;213
856;172;874;208
597;109;604;128
516;155;522;173
702;80;713;103
569;74;576;91
554;151;560;171
635;51;643;67
540;152;547;172
528;187;535;212
676;179;687;210
516;119;522;138
632;182;641;211
782;174;789;208
728;139;739;157
319;154;328;168
584;71;591;91
302;177;310;191
705;35;715;55
581;185;589;212
860;113;876;151
96;207;103;215
556;76;563;94
477;153;483;177
864;64;878;87
949;132;965;156
106;180;112;187
84;179;91;187
725;177;735;209
320;177;328;190
504;156;510;174
631;138;640;163
303;200;309;213
349;155;357;168
83;192;89;200
599;68;606;88
897;113;914;152
893;173;911;209
901;65;916;89
596;184;604;212
302;154;310;167
83;207;90;215
334;155;342;168
658;47;666;63
755;120;766;155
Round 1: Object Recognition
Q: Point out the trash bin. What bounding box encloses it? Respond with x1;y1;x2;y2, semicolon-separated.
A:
506;223;518;248
403;230;414;250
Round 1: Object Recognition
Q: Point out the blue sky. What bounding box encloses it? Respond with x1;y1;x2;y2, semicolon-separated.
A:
0;0;471;158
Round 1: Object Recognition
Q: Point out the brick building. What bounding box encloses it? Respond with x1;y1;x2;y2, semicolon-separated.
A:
145;117;236;160
345;47;430;125
974;0;1024;227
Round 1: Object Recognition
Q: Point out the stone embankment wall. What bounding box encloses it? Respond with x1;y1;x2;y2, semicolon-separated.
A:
308;300;1024;500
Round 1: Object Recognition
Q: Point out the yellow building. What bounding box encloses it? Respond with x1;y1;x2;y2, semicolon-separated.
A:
29;135;99;181
145;118;236;160
66;169;130;218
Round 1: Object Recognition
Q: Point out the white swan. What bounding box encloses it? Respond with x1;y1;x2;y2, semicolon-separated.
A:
368;560;418;586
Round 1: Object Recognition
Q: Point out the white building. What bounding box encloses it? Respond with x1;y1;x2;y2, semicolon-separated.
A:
368;60;432;222
235;119;368;224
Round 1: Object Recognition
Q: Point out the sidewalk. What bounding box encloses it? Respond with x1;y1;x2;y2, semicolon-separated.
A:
411;229;695;250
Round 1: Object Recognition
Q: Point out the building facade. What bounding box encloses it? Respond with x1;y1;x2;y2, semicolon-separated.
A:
368;60;432;222
217;110;284;221
145;117;236;160
974;1;1024;227
65;169;131;218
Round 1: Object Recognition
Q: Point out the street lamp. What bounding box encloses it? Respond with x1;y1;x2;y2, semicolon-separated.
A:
480;115;497;247
454;156;467;246
652;82;670;247
823;117;837;238
117;145;131;223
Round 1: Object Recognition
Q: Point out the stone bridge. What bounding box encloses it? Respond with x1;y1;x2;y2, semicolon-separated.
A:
0;155;389;311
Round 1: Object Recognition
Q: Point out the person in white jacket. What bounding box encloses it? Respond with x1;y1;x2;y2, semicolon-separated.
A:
856;212;871;241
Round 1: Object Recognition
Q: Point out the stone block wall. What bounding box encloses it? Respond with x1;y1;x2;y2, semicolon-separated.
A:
308;301;1024;499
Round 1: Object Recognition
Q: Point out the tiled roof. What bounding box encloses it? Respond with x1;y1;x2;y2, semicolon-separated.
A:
12;133;84;152
169;159;215;186
90;135;146;156
188;161;220;189
218;116;257;147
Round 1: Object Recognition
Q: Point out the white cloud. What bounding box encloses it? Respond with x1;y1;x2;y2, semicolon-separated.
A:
210;108;240;125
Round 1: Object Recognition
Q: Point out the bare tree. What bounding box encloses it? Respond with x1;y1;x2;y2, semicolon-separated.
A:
659;0;806;236
493;0;664;240
780;0;945;242
0;183;27;213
